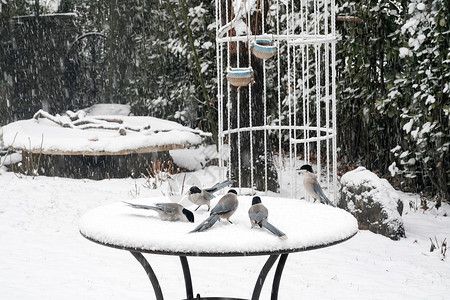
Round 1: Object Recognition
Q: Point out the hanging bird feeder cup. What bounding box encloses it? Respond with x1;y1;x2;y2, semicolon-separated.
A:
226;67;254;87
251;39;277;60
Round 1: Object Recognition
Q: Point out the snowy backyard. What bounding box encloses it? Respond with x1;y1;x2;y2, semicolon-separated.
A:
0;165;449;299
0;0;449;299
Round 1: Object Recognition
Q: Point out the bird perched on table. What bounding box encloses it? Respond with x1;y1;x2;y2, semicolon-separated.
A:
123;202;194;223
188;179;234;211
298;164;336;207
190;189;239;233
248;196;288;240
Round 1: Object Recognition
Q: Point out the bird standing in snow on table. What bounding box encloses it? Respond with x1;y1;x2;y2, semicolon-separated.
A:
190;189;239;233
298;164;336;207
248;196;288;240
188;179;233;211
123;202;194;223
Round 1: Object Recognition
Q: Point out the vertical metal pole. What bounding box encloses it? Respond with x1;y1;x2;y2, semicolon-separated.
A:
293;45;297;196
237;44;242;193
314;0;321;183
226;0;232;184
324;0;331;193
277;0;282;196
262;0;268;195
217;0;224;181
248;0;254;195
331;0;338;197
287;0;293;198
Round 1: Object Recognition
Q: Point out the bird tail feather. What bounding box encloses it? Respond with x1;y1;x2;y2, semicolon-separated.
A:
319;192;336;207
261;220;288;240
190;214;221;233
205;179;234;194
322;196;336;207
123;201;158;211
313;187;336;207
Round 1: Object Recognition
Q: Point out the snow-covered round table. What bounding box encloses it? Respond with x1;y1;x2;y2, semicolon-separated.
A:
79;196;358;300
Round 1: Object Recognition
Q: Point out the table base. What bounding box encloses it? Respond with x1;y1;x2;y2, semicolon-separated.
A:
130;251;289;300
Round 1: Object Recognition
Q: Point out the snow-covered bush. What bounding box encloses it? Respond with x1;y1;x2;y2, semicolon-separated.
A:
339;167;406;240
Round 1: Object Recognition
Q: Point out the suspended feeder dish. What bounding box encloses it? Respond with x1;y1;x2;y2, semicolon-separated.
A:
251;39;277;60
226;67;254;87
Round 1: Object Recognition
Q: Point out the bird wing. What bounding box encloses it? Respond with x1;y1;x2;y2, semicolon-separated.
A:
211;202;234;214
312;183;336;207
155;203;180;215
249;211;267;224
248;204;268;224
204;179;233;194
211;194;238;215
203;190;215;201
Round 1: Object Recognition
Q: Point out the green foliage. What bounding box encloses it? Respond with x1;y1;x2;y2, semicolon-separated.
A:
69;0;217;131
0;1;34;125
337;0;449;198
58;0;75;13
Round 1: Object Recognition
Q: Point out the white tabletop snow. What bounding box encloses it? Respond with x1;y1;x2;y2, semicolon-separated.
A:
78;196;358;255
2;112;211;155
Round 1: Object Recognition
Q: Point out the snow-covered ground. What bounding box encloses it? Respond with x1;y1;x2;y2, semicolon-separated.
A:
0;166;449;299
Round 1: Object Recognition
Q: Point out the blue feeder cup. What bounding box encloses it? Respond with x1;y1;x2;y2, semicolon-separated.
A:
251;39;277;60
226;67;254;87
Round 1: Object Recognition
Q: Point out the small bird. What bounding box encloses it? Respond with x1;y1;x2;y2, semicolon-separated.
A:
298;164;336;207
123;202;194;223
188;179;234;211
248;196;288;240
190;189;239;233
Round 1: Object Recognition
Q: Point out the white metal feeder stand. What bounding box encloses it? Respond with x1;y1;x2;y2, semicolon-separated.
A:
217;0;337;199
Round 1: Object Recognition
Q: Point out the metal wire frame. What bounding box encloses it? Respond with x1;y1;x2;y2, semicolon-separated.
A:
217;0;337;199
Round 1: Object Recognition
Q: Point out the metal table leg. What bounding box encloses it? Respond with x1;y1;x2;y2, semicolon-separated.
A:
130;251;164;300
180;256;194;300
271;253;288;300
130;252;288;300
251;254;280;300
